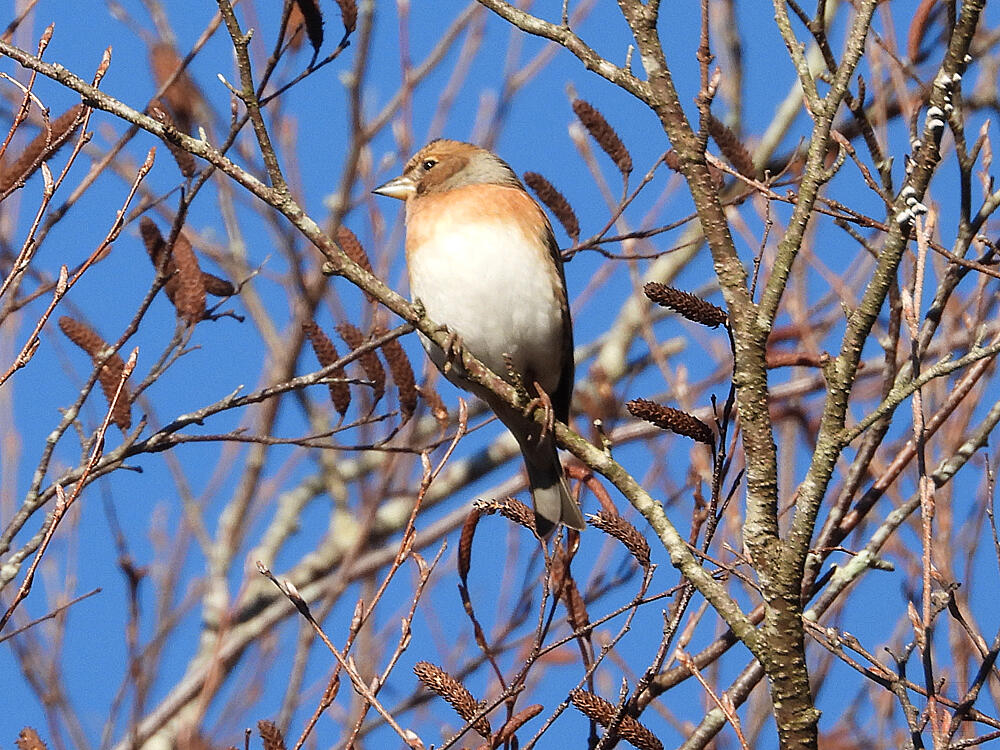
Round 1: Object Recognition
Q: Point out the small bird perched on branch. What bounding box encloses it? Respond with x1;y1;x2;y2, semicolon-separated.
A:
374;139;585;535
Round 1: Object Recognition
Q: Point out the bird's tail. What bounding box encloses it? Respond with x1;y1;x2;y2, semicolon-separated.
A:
524;438;586;536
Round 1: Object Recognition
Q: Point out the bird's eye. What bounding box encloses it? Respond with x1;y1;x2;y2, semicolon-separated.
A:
422;159;437;171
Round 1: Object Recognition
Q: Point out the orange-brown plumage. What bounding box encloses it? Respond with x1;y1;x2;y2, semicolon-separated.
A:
375;139;584;533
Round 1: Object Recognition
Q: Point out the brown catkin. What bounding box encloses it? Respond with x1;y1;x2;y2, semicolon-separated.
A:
458;507;481;583
149;42;200;133
335;225;375;301
523;171;580;242
140;217;168;267
626;398;713;446
334;0;357;35
374;327;417;423
413;662;491;739
707;115;757;179
588;511;651;569
140;217;183;310
292;0;324;53
419;385;450;430
569;690;663;750
148;101;196;177
58;316;132;431
643;282;727;328
472;497;536;533
286;2;306;50
572;99;632;175
0;105;84;194
562;576;590;632
16;728;48;750
302;320;351;418
337;323;385;405
170;231;206;325
200;271;235;297
257;720;287;750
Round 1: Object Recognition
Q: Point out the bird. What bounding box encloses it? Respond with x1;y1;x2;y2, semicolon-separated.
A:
373;139;585;534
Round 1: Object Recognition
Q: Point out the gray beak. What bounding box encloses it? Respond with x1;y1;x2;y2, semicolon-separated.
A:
372;175;416;200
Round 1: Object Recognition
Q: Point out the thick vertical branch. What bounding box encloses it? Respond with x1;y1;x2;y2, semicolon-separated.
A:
788;0;986;580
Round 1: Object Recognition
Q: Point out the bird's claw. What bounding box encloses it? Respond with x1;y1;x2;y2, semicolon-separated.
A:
441;328;462;374
523;381;555;441
503;353;530;404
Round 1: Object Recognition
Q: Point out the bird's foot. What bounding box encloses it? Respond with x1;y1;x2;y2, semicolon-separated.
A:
523;381;555;441
503;354;530;404
441;328;463;375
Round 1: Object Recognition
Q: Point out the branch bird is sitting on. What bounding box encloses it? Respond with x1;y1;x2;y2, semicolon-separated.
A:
374;139;585;534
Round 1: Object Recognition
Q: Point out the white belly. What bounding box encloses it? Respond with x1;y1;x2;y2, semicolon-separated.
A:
408;219;564;393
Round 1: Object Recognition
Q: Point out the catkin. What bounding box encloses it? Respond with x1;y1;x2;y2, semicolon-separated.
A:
148;101;196;177
170;231;206;325
707;115;757;179
334;0;357;35
523;171;580;242
626;398;713;446
472;497;536;532
292;0;324;53
643;282;727;328
335;225;376;302
588;511;651;569
413;662;491;739
337;323;386;405
58;316;132;431
257;720;287;750
16;728;48;750
149;42;200;133
572;99;632;175
569;690;663;750
375;327;417;423
302;320;351;418
0;105;84;194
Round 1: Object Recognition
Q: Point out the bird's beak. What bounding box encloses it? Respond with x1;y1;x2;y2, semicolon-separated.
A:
372;175;416;200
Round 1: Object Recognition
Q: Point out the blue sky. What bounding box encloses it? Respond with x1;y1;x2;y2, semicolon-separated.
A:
3;1;1000;748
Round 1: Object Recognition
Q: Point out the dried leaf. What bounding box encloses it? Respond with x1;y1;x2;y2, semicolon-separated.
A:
561;575;590;632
